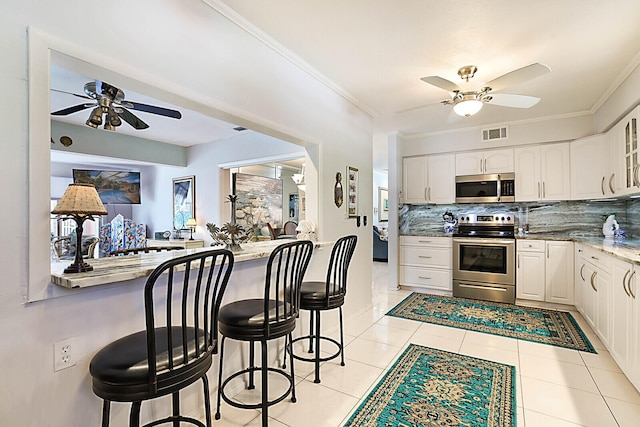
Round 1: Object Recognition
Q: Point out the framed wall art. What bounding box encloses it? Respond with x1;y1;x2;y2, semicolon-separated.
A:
347;166;358;218
173;176;195;230
378;187;389;222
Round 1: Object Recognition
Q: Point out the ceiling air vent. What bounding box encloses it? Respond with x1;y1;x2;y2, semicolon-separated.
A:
482;126;508;142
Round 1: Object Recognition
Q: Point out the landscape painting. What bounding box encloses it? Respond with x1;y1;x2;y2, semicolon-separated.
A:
233;173;283;232
73;169;141;204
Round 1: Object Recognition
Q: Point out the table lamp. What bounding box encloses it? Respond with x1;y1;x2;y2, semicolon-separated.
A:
52;183;108;273
186;217;197;240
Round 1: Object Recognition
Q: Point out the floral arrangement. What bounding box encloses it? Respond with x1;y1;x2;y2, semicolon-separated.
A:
295;220;317;241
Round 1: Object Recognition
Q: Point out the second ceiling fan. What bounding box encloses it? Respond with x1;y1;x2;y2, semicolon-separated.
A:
418;62;551;117
51;80;182;131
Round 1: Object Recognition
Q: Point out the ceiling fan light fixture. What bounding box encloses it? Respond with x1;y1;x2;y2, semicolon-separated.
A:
453;99;483;117
86;106;103;128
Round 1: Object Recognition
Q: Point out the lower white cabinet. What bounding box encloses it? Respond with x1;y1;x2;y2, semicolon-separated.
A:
574;244;612;349
399;236;452;292
516;239;574;304
610;257;639;388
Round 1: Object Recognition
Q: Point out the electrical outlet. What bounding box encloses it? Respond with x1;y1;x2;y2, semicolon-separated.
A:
54;337;76;372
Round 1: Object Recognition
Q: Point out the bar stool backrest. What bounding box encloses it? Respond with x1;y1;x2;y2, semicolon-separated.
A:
264;240;314;335
325;235;358;303
143;249;234;391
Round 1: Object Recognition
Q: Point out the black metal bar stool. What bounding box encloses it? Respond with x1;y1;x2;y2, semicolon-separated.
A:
215;240;313;426
89;249;234;427
286;235;357;383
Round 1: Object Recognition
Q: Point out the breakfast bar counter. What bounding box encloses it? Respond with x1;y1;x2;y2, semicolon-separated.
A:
51;240;331;289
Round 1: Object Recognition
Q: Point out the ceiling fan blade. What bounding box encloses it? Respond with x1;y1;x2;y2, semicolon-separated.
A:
123;101;182;119
51;103;95;116
483;63;550;92
51;88;93;100
117;108;150;130
420;76;461;93
487;93;541;108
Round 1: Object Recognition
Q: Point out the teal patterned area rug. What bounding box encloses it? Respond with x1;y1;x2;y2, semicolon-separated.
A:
387;293;596;353
345;344;516;427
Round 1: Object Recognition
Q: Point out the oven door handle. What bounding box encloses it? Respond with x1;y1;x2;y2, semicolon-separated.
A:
458;283;508;292
453;238;515;246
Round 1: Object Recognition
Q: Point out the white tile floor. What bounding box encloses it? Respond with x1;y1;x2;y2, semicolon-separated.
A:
215;262;640;426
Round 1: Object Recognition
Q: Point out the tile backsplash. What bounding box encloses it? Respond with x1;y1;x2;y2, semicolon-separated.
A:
400;199;640;237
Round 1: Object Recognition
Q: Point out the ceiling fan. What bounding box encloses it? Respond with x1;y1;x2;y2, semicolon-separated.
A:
51;80;182;131
416;63;551;117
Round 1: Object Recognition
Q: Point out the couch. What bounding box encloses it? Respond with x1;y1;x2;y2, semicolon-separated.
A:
373;225;388;262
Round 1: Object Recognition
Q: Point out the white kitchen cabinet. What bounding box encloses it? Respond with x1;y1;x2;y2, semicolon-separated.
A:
611;258;635;375
516;240;545;301
455;148;514;176
571;134;613;200
578;245;612;347
618;106;640;196
402;156;429;203
399;236;452;292
516;239;573;304
402;154;455;204
545;241;575;304
514;143;570;202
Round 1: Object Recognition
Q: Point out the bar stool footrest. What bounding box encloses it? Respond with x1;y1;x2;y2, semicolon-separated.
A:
289;335;342;363
219;366;294;410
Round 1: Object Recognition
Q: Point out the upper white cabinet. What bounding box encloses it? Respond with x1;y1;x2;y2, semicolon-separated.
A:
616;106;640;196
455;148;514;176
514;143;570;202
571;134;612;200
402;154;455;204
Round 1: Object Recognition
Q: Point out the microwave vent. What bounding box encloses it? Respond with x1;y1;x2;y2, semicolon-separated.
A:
482;126;508;142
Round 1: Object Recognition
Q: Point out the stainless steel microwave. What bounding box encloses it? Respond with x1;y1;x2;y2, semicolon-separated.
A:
455;173;515;203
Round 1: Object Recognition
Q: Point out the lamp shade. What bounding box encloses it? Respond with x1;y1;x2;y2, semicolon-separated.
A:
52;183;108;216
186;218;197;227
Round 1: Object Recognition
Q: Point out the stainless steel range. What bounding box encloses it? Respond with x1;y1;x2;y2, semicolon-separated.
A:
452;213;516;304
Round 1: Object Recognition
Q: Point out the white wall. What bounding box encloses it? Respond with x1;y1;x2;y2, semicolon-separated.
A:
1;1;373;425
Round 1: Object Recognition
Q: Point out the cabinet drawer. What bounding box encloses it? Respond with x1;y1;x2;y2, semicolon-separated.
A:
517;239;545;252
400;267;452;291
400;246;451;268
582;246;612;271
400;236;452;248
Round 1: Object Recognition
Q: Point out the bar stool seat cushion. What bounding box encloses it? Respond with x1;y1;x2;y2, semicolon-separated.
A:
90;326;208;399
218;299;295;340
300;281;345;310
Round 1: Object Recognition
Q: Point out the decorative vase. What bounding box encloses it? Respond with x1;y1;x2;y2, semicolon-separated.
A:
602;214;619;238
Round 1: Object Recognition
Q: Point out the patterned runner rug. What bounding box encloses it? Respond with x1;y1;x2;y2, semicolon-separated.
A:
345;344;516;427
387;293;595;353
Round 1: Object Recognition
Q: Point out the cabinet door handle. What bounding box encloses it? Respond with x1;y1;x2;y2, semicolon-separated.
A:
578;249;583;253
418;240;432;244
591;255;599;261
629;270;637;299
579;264;586;281
590;271;598;292
418;276;432;280
609;174;616;194
428;187;431;201
484;158;487;172
418;255;432;259
538;182;541;198
601;176;606;195
480;158;483;172
623;270;631;297
424;187;428;201
518;255;520;269
542;182;546;198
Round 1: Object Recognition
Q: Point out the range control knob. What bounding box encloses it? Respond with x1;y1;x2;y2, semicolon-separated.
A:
507;216;511;221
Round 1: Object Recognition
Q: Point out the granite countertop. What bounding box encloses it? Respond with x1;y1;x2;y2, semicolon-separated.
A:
51;240;331;289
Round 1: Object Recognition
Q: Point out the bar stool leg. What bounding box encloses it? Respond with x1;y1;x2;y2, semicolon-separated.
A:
261;340;268;427
339;307;345;366
289;332;297;403
215;337;226;420
308;311;315;353
172;392;180;427
248;340;256;390
129;401;141;427
314;309;321;383
202;375;212;427
101;400;110;427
